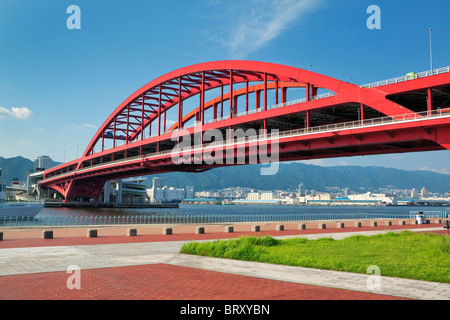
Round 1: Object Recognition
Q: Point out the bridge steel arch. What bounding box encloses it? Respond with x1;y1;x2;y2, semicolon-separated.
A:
40;61;450;201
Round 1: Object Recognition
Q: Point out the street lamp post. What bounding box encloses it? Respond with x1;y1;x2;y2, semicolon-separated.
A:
429;28;433;72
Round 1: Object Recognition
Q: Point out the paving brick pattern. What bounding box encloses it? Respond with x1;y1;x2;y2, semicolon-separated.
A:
0;221;448;301
0;263;409;300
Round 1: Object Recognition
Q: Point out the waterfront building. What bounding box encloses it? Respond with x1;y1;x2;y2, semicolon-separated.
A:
147;177;193;203
103;177;148;204
26;171;45;198
163;187;186;202
344;187;349;197
5;184;27;201
280;197;299;204
233;199;281;205
298;183;305;196
260;192;274;200
245;191;275;201
0;169;6;203
298;191;396;205
421;187;429;198
34;156;53;171
348;192;397;205
195;191;216;198
185;186;195;199
246;192;260;201
152;177;163;189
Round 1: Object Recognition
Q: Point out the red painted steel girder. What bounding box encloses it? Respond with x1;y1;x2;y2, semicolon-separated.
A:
40;61;450;201
84;60;414;159
167;81;306;131
41;114;450;200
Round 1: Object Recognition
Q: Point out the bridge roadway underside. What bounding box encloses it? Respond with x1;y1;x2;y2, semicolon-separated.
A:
46;119;450;201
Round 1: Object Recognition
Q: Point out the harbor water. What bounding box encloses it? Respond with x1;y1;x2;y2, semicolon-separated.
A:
2;204;448;227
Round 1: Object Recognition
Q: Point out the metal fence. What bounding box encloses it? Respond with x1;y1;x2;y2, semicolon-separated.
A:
360;66;450;89
1;210;447;227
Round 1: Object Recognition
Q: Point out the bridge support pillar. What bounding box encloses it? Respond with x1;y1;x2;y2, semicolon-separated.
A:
281;87;287;104
104;181;111;204
435;127;450;151
360;104;365;124
306;111;310;131
427;88;433;113
255;90;261;110
116;180;123;204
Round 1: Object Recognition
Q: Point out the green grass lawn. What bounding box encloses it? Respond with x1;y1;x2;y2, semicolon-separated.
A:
180;231;450;283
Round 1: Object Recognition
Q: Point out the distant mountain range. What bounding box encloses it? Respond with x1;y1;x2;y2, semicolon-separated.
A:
0;156;60;185
150;162;450;194
0;156;35;184
1;156;449;194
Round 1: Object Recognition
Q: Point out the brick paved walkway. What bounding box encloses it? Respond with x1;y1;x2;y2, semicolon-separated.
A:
0;220;448;301
0;263;409;300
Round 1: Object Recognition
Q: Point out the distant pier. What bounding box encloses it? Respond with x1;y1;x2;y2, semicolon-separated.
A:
44;202;179;209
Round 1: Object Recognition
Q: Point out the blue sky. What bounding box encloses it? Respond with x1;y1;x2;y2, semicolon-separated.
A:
0;0;449;175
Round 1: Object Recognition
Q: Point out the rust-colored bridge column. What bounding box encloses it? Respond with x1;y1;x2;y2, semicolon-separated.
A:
436;126;450;151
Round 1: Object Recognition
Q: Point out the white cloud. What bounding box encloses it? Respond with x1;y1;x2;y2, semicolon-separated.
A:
19;139;33;145
300;159;327;166
206;0;323;58
83;123;98;129
0;106;33;120
418;167;450;175
69;123;98;131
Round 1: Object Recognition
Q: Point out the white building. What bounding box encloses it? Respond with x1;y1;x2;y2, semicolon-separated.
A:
245;192;274;201
152;177;163;189
298;183;305;196
185;186;195;199
420;187;429;198
103;177;148;204
298;192;396;205
151;188;165;202
246;192;261;201
260;192;274;201
34;156;52;171
147;177;193;203
299;193;334;203
347;192;397;205
163;187;186;202
0;169;6;203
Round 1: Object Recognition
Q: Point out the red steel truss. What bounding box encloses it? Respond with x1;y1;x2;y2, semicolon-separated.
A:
39;61;450;201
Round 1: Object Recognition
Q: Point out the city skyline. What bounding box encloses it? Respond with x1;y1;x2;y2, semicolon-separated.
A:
1;1;450;175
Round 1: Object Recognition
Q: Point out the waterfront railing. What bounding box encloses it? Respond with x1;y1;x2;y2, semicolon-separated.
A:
0;210;447;227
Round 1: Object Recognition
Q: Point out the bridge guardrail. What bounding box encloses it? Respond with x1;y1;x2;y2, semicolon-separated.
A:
360;66;450;89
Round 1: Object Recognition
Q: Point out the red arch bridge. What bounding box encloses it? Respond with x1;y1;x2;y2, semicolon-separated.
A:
39;61;450;201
